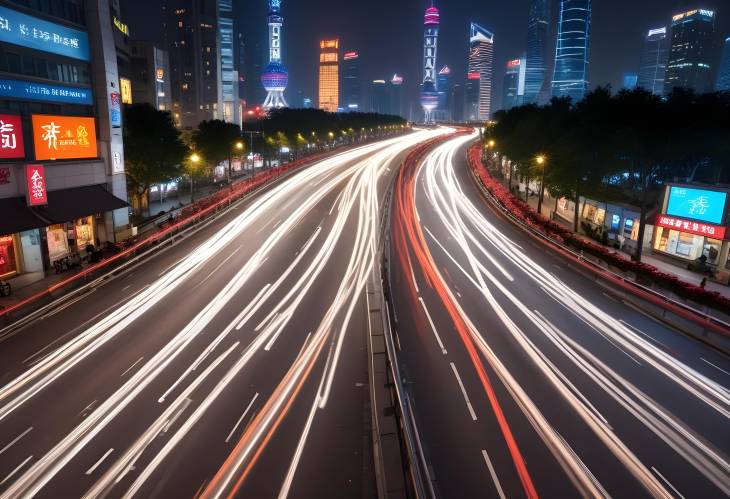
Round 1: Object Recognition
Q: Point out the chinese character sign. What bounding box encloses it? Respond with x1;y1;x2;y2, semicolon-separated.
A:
31;115;97;160
25;164;47;206
0;114;24;159
656;215;726;240
666;186;727;225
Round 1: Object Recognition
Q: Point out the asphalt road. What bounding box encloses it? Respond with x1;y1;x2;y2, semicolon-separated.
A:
0;129;449;499
389;132;730;499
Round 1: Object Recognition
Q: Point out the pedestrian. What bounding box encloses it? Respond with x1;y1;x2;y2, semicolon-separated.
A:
700;277;707;289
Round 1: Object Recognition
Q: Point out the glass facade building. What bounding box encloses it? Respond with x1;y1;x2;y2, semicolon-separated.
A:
342;51;361;111
502;58;526;110
664;9;715;95
318;39;339;112
218;0;239;124
637;27;669;95
716;37;730;92
524;0;549;104
467;22;494;121
551;0;591;103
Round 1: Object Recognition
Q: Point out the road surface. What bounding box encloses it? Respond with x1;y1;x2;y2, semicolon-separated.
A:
389;132;730;499
0;129;448;498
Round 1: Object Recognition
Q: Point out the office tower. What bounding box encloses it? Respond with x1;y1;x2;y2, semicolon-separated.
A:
551;0;591;102
502;58;526;110
342;51;361;111
623;73;638;90
218;0;240;124
128;41;172;111
319;39;339;112
524;0;550;104
467;22;495;121
436;65;452;121
261;0;288;109
665;9;716;95
389;74;404;117
637;27;669;95
421;4;440;123
370;80;388;113
450;84;465;122
718;37;730;92
164;0;220;129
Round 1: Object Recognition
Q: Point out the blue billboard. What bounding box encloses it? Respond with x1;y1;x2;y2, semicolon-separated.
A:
0;78;92;105
0;6;90;61
666;186;727;225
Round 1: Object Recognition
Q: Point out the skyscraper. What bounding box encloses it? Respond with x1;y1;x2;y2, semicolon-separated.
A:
524;0;550;104
261;0;288;109
467;22;494;121
551;0;591;103
342;51;361;111
370;80;388;114
637;27;669;95
319;39;339;112
502;58;526;110
389;74;405;117
420;4;440;123
664;9;716;95
164;0;220;129
718;37;730;92
435;65;452;121
218;0;240;124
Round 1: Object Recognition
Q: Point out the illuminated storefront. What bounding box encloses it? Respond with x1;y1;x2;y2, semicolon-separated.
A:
653;184;730;270
0;235;18;277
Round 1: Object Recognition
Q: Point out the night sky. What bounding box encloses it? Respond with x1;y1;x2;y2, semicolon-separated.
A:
126;0;730;113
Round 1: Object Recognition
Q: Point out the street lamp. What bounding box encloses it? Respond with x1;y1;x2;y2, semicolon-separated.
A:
536;155;548;215
189;153;201;201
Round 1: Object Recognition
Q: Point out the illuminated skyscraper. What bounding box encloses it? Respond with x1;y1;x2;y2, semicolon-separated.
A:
502;58;526;110
435;65;452;121
342;51;361;111
218;0;240;124
524;0;550;104
718;37;730;92
420;4;440;123
319;39;339;112
664;9;716;95
637;27;669;95
261;0;288;109
551;0;591;102
466;22;494;121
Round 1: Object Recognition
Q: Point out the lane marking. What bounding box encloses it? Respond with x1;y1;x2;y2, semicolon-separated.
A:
481;449;507;499
700;358;730;377
225;393;260;443
619;320;670;350
418;297;447;354
79;400;98;417
0;427;32;456
651;466;685;499
450;362;477;421
193;246;243;290
121;357;144;377
85;448;114;475
121;284;132;292
1;455;32;485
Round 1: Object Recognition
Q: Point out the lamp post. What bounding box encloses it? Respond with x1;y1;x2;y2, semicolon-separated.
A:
242;131;261;176
228;141;244;183
189;152;200;202
536;155;547;215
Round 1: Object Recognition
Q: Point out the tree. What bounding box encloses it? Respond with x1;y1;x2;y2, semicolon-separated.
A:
123;103;187;215
191;120;242;180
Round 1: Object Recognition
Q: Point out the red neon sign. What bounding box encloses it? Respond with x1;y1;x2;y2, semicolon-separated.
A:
656;215;726;240
507;59;521;68
468;72;481;80
343;51;358;60
25;164;47;206
0;114;25;159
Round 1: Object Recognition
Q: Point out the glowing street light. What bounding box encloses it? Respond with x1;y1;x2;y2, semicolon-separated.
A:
190;153;201;163
536;154;548;214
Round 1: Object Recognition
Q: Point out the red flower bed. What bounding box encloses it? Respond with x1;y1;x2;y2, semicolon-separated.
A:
467;145;730;311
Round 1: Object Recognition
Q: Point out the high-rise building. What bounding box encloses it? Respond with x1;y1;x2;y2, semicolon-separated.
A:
637;27;669;95
342;51;361;111
389;74;405;117
164;0;220;129
467;22;494;121
524;0;550;104
551;0;591;103
664;9;716;95
623;73;638;90
218;0;240;124
319;39;339;112
261;0;288;109
502;58;526;110
435;65;452;121
370;80;388;114
421;4;440;123
128;41;172;111
718;37;730;92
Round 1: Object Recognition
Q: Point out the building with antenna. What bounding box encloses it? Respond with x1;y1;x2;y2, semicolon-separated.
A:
466;22;494;121
420;3;440;124
261;0;288;109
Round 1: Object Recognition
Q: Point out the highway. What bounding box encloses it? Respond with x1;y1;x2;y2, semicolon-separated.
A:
389;132;730;499
0;128;448;498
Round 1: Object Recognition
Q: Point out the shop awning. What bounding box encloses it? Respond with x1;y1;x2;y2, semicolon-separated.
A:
0;185;128;236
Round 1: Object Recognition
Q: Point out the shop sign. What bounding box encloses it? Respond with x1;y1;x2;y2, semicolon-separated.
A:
656;215;726;240
110;92;121;127
0;167;10;184
0;78;92;105
25;164;47;206
120;78;132;104
0;114;24;158
31;115;97;161
666;186;727;225
0;5;90;61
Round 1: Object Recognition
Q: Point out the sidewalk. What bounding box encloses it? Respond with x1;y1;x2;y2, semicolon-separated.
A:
501;170;730;300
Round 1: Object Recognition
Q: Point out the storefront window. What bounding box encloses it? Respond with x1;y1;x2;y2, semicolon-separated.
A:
75;216;94;250
703;239;721;265
582;204;605;225
46;224;69;262
0;235;17;277
653;227;705;260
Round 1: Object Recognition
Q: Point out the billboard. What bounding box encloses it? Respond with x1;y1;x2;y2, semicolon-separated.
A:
0;5;90;61
666;186;727;225
25;164;47;206
0;78;92;105
31;115;97;161
0;114;24;159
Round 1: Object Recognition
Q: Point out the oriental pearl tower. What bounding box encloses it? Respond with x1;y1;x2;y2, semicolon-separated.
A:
262;0;289;109
420;2;440;124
